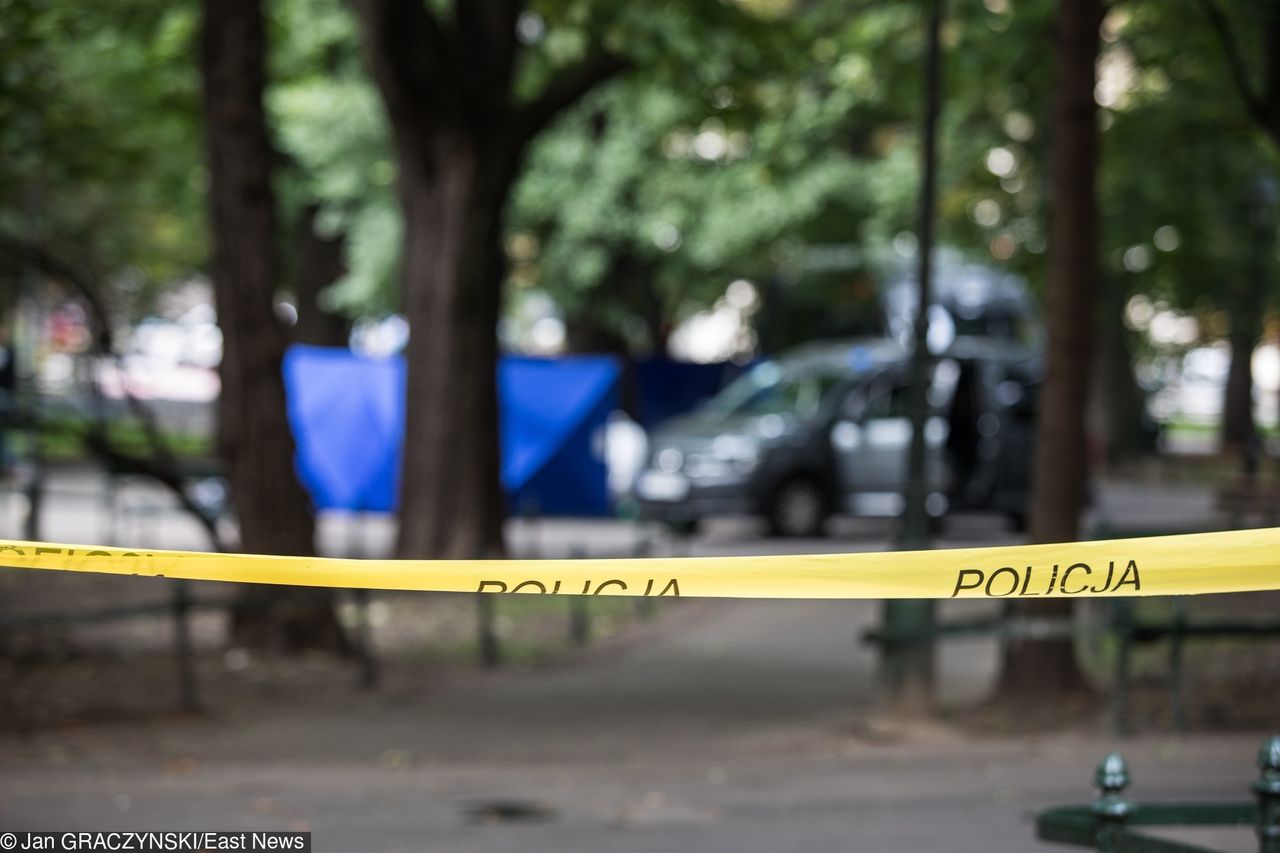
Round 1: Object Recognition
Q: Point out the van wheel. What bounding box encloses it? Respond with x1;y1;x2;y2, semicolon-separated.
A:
767;477;828;538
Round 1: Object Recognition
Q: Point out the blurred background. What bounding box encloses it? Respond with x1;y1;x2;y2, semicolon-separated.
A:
1;0;1279;850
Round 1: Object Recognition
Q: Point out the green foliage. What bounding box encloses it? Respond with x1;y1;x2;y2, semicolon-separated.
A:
1098;1;1280;319
2;0;1276;354
0;0;204;312
267;0;806;324
509;0;1062;351
269;0;398;313
35;414;212;460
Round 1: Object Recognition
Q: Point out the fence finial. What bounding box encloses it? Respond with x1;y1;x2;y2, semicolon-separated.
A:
1094;754;1130;802
1091;753;1133;852
1255;736;1280;853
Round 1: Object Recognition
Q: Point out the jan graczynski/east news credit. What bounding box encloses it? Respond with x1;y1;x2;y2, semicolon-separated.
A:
0;833;310;851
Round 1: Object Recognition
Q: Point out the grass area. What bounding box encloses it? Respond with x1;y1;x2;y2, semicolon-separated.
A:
1162;417;1280;440
18;416;213;462
487;594;657;664
350;591;665;669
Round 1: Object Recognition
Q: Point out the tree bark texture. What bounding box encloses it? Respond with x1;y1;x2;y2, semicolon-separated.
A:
351;0;625;559
202;0;348;654
999;0;1103;698
394;131;512;558
1221;316;1257;451
201;0;314;556
1089;277;1152;464
1029;0;1103;545
292;205;351;348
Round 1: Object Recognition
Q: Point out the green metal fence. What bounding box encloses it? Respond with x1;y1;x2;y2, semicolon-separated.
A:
1036;736;1280;852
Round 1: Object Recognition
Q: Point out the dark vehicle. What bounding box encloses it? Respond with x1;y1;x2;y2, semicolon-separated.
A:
633;337;1040;536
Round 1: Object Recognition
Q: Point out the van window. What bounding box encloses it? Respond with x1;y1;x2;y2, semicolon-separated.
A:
859;375;910;420
705;361;843;421
856;362;956;421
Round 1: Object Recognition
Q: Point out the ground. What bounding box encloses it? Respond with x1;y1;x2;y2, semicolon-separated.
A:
0;466;1277;851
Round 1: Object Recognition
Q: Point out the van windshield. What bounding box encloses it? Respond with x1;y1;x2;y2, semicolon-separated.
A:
703;361;843;421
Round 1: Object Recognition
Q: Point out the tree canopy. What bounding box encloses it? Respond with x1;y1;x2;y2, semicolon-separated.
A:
3;0;1275;342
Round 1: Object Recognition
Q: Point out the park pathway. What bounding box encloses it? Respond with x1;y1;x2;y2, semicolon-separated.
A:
0;588;1261;853
1;474;1263;851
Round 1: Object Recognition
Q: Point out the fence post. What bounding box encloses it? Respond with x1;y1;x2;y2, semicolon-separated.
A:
880;600;934;713
617;500;656;620
353;588;379;690
22;426;43;541
631;537;656;619
1111;600;1135;736
1254;736;1280;853
1168;597;1188;732
1091;752;1134;852
476;593;501;668
171;580;199;713
568;547;591;647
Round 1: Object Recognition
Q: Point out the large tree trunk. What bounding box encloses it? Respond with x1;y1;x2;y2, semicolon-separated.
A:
998;0;1102;699
201;0;346;653
394;131;512;559
350;0;626;561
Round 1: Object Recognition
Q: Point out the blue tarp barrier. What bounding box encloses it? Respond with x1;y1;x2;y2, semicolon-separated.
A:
283;346;404;513
500;355;619;516
283;346;620;516
632;357;750;430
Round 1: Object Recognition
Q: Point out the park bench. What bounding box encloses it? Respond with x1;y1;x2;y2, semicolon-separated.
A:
1037;735;1280;852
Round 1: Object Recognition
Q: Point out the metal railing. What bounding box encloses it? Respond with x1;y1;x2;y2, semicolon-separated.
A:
1037;736;1280;852
0;581;207;712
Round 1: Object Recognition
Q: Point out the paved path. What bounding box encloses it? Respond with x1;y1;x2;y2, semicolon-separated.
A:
1;471;1266;851
1;584;1261;852
0;637;1265;853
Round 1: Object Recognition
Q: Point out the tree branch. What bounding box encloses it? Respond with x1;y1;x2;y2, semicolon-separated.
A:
1194;0;1272;131
511;52;630;146
0;234;226;550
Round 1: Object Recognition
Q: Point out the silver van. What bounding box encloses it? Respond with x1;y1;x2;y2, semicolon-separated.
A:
633;338;1039;536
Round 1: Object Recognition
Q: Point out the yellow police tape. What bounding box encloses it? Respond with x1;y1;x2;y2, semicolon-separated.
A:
1;527;1279;600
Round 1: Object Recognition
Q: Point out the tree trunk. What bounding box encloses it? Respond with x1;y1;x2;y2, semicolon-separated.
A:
292;205;351;348
393;130;513;559
1090;276;1152;464
564;317;629;355
1221;309;1258;452
201;0;346;653
998;0;1102;699
563;253;667;355
349;0;626;560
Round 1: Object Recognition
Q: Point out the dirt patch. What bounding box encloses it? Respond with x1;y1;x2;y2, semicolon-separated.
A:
0;590;686;734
